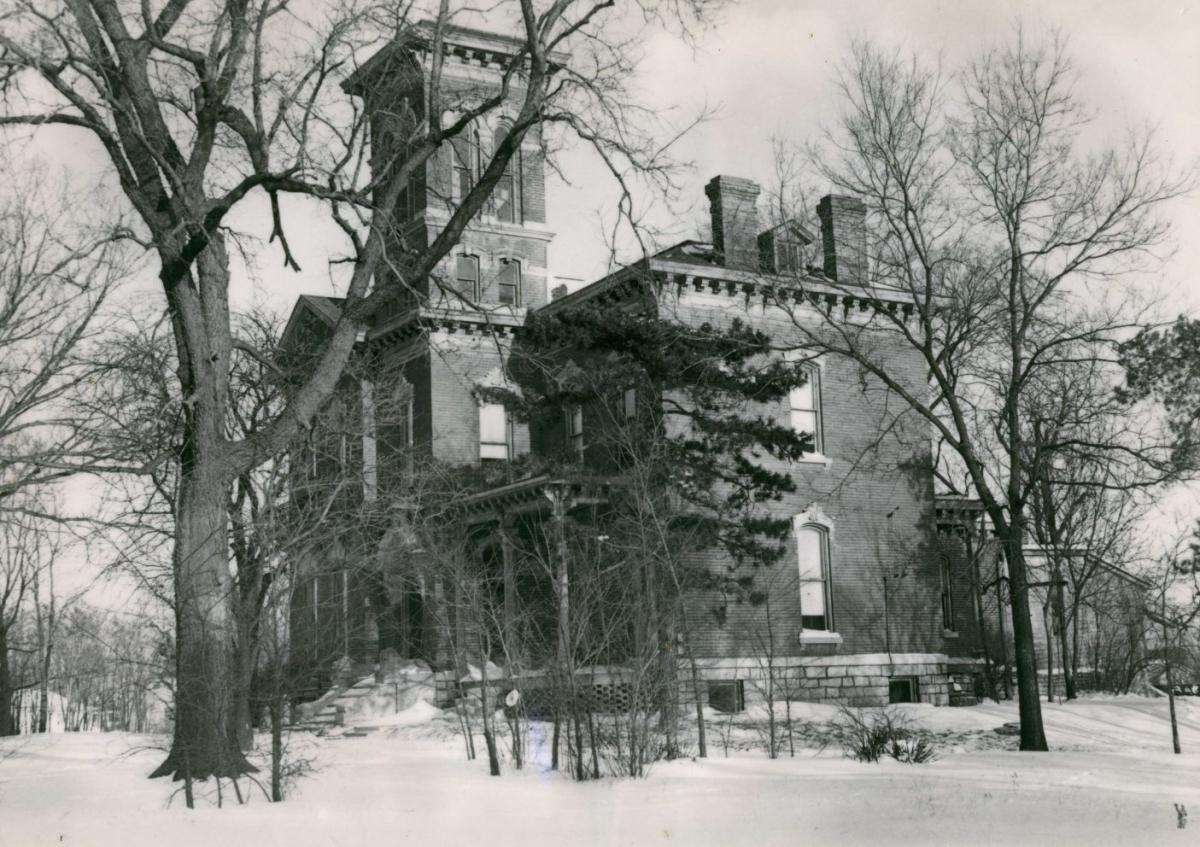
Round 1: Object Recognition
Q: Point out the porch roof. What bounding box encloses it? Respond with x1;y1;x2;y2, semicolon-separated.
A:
459;474;611;526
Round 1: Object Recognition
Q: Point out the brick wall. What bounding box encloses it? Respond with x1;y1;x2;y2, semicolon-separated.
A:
429;230;549;310
657;283;958;663
426;329;529;465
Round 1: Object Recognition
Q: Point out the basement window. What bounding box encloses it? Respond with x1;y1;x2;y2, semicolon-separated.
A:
708;680;745;713
888;677;919;704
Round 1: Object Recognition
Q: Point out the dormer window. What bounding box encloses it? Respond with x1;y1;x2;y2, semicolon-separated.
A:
497;258;521;306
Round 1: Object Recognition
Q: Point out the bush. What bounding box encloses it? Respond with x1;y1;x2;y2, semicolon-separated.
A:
835;705;937;764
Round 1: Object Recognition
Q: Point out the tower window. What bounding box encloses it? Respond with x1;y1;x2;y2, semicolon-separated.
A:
479;403;511;460
452;142;472;201
796;523;833;631
497;259;521;306
492;125;519;223
451;127;482;203
789;366;822;455
456;255;480;301
622;387;637;420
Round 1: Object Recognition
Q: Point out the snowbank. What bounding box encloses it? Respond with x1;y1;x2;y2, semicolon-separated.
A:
3;696;1199;846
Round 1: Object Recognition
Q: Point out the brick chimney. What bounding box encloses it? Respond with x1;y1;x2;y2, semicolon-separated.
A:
816;195;867;286
705;176;761;271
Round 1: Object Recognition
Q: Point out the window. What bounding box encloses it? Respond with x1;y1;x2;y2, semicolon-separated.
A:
940;555;955;631
796;523;832;631
497;258;521;306
451;127;482;202
566;404;584;455
789;366;822;455
492;125;519;223
622;387;637;421
456;255;480;301
452;140;472;201
479;403;511;460
889;677;919;704
707;680;745;713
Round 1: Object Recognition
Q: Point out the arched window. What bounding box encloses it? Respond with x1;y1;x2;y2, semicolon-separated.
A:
451;125;482;202
796;523;833;631
789;365;822;455
492;123;520;223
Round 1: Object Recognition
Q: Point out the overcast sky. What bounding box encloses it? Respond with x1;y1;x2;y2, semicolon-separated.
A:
545;0;1200;306
139;0;1191;317
30;0;1200;598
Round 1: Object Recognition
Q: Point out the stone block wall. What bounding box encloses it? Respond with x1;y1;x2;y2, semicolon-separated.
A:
687;654;975;708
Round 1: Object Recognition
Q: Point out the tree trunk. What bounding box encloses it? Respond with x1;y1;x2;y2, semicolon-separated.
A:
995;557;1013;700
37;638;51;733
1166;658;1182;755
1053;580;1074;699
1044;600;1054;704
1004;533;1050;751
967;531;998;701
479;651;501;776
1070;608;1082;688
151;460;254;780
1162;615;1182;755
235;610;257;751
0;627;13;736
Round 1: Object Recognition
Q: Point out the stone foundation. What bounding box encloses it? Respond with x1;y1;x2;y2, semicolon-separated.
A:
424;654;984;711
689;654;983;708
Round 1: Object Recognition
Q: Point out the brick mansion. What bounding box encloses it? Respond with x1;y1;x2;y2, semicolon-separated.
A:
282;21;991;712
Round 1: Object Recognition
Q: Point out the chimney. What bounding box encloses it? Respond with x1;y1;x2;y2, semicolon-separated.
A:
705;176;761;271
816;195;867;286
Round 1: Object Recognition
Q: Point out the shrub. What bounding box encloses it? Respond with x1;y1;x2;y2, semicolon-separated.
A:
835;705;937;764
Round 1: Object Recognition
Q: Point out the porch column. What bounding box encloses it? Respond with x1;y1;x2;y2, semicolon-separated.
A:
499;520;519;662
545;486;570;666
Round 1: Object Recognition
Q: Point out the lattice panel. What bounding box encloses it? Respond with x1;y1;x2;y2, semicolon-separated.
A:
587;680;633;713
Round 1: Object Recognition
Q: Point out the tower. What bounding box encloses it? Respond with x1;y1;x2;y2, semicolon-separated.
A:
343;22;556;489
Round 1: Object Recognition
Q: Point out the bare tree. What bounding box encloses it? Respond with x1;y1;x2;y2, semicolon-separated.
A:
770;32;1190;750
1145;528;1200;754
0;167;129;510
0;507;40;735
0;0;721;779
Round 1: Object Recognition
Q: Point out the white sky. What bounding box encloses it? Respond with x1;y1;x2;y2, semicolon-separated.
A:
19;0;1200;595
197;0;1200;314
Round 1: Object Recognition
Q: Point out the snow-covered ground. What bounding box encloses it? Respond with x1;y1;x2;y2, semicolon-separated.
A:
3;695;1199;846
